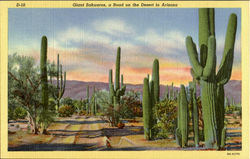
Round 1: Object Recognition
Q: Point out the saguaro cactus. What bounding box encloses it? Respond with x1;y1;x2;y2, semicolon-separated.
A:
152;59;160;103
86;85;89;114
51;54;66;112
142;77;152;140
40;36;49;110
91;86;96;115
191;81;199;147
170;82;174;100
185;8;237;148
108;47;126;125
40;36;49;134
164;85;169;99
176;85;188;147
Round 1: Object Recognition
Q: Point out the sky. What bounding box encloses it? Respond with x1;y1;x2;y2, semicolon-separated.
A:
8;8;241;85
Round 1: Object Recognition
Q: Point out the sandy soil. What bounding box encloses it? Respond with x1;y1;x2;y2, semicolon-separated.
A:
8;114;241;151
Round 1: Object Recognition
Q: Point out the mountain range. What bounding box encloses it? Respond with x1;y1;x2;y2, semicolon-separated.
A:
62;80;241;104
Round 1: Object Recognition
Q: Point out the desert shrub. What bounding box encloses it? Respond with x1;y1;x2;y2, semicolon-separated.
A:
152;99;177;139
119;91;142;119
58;105;75;117
95;90;110;112
13;106;27;120
61;97;74;107
73;99;84;114
225;104;241;114
79;110;87;116
8;108;15;121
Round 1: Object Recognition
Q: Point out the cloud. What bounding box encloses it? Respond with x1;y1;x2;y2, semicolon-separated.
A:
10;17;241;86
136;29;186;55
92;18;135;36
56;27;112;49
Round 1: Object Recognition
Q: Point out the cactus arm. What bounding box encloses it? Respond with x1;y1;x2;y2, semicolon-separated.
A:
109;69;113;84
190;68;200;81
60;64;63;90
116;85;126;97
209;8;215;36
115;47;121;90
61;72;66;97
57;54;60;95
216;14;237;85
120;85;126;96
186;36;203;77
203;36;216;80
109;69;114;104
121;74;124;88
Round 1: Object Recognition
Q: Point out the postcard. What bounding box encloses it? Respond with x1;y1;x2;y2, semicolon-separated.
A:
0;1;249;159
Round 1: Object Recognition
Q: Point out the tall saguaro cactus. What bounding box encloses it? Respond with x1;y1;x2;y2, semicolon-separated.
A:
185;8;237;148
52;54;66;112
176;85;188;147
108;47;126;126
150;59;159;137
40;36;49;134
142;77;153;140
40;36;49;110
152;59;160;104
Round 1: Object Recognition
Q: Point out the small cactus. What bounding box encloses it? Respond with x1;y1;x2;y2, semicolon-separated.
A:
191;81;199;147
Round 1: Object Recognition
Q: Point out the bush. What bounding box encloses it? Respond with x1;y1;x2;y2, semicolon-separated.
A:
58;105;75;117
119;91;142;119
152;99;177;139
61;97;74;107
225;104;241;114
79;110;87;116
13;106;27;120
8;108;15;121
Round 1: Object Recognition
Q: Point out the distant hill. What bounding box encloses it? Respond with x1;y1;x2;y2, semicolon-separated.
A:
63;80;241;104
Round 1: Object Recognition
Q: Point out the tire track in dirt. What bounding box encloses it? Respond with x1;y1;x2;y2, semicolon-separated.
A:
75;116;107;150
47;116;108;150
47;117;84;144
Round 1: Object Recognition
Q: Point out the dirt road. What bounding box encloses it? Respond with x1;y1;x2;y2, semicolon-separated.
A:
9;116;109;151
8;115;242;151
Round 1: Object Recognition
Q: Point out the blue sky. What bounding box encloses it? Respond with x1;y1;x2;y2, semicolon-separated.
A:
8;8;241;84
